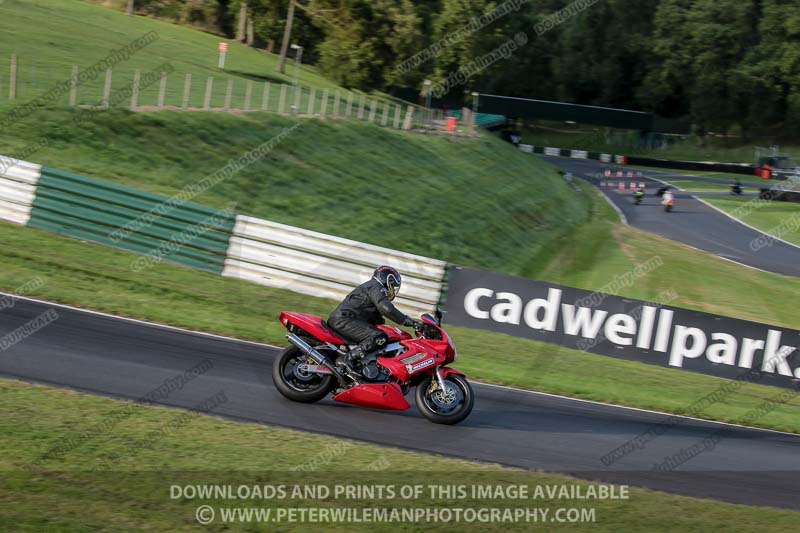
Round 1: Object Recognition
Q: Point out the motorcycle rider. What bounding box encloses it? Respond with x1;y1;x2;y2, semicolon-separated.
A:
328;266;423;371
633;187;645;204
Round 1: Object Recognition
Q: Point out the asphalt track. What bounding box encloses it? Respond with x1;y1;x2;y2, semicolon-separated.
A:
2;296;800;509
544;156;800;277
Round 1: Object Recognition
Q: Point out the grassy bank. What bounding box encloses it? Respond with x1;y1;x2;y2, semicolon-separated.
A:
1;378;798;532
0;0;366;110
2;218;800;432
3;107;591;277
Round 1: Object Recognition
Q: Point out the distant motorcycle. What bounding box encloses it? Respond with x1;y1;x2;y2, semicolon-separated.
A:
730;183;743;195
663;198;674;212
656;185;672;197
633;189;644;205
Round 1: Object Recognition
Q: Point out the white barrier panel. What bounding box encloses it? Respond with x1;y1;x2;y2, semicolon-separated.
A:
223;215;446;315
518;144;533;153
600;154;612;163
544;147;560;156
0;157;41;225
571;150;588;159
223;259;433;316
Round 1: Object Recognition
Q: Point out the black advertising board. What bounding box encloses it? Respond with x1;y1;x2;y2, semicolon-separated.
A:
444;266;800;389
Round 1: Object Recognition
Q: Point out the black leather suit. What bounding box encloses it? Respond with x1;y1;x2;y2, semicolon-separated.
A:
328;278;411;353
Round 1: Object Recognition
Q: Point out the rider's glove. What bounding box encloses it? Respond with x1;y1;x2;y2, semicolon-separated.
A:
403;316;424;330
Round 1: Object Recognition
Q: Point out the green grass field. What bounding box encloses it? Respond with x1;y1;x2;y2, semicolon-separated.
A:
2;378;799;532
702;196;800;247
0;0;401;114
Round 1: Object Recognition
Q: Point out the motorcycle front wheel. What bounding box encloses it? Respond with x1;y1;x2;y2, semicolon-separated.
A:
415;373;474;425
272;345;334;403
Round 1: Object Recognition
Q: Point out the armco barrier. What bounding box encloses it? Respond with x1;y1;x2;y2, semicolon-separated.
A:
222;215;446;315
517;143;772;178
0;159;41;225
0;155;445;311
27;166;236;274
518;144;625;164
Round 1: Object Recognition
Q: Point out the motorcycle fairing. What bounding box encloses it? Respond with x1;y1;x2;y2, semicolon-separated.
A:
332;382;410;410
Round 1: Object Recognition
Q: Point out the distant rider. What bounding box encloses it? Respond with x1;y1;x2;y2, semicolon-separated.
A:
662;188;674;205
328;266;422;371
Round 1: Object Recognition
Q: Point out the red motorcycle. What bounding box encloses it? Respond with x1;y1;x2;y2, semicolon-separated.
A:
273;309;474;425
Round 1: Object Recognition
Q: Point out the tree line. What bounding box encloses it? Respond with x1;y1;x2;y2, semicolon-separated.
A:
120;0;800;136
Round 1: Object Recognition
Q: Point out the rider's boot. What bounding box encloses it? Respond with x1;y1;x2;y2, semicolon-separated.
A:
336;345;367;375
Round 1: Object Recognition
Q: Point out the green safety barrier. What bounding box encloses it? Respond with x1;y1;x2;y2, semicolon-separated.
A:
27;167;236;274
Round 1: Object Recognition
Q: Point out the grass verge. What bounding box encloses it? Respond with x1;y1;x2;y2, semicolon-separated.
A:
702;196;800;247
1;378;799;531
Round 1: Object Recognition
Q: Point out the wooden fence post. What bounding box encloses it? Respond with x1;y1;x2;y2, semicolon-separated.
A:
130;69;141;110
358;94;365;119
203;77;213;109
345;91;353;118
381;102;389;126
224;79;233;110
182;73;192;109
368;99;377;123
102;69;113;108
320;88;329;117
278;84;287;113
69;65;78;106
157;71;167;109
402;106;414;130
9;54;16;100
333;90;340;117
393;104;401;129
292;85;301;113
262;82;270;111
244;80;253;111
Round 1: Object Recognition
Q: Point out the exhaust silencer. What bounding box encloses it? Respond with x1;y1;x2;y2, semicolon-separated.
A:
286;333;331;365
285;333;348;388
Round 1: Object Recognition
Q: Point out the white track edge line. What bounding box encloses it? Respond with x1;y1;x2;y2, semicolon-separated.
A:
588;179;628;225
2;291;798;437
0;291;275;349
693;196;800;251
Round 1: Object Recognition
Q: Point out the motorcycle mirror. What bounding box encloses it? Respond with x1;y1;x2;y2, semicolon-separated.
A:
435;307;443;324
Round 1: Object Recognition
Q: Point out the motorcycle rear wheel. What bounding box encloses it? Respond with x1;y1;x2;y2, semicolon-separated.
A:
415;374;474;425
272;345;334;403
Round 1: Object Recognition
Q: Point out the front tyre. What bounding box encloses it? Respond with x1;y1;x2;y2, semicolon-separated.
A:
415;373;474;425
272;345;334;403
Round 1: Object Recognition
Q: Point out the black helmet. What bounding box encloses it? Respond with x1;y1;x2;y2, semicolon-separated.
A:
373;266;402;301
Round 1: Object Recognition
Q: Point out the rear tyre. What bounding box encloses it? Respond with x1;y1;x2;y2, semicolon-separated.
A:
272;345;334;403
415;374;474;425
